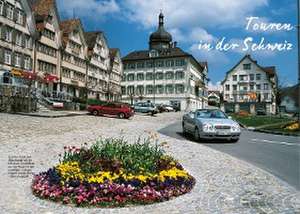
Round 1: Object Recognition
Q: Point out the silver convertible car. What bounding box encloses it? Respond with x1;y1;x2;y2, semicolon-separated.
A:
182;109;241;142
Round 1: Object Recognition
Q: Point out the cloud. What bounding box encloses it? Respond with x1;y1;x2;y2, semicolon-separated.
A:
190;43;229;66
208;81;222;91
57;0;119;20
121;0;268;29
189;27;215;43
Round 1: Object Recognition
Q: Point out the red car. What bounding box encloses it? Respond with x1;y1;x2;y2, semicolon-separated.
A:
87;103;134;119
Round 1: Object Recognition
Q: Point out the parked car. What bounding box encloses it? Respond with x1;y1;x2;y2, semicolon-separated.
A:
256;108;266;115
87;103;134;119
133;102;158;115
172;105;181;112
162;105;174;112
182;109;241;142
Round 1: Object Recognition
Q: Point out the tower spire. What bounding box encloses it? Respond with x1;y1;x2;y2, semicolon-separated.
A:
159;11;164;27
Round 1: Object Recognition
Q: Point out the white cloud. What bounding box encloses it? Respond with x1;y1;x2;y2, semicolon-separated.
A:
208;81;222;91
121;0;268;29
57;0;119;19
190;43;229;66
189;27;215;43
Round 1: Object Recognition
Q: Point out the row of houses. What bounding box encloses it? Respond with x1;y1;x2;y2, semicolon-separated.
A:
0;0;123;102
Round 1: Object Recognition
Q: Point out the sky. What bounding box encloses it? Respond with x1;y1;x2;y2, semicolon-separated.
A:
57;0;298;88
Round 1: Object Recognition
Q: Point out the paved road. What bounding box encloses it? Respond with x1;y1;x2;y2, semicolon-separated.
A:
158;121;300;190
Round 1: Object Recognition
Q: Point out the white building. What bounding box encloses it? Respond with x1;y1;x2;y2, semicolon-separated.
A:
59;19;88;98
121;12;208;111
0;0;36;84
31;0;62;94
84;31;110;100
221;54;278;114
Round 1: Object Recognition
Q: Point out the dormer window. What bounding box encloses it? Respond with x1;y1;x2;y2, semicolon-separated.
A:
243;63;251;70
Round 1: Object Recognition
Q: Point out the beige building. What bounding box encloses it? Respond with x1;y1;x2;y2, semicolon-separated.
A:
31;0;62;95
84;31;110;100
59;19;88;98
221;55;278;114
108;48;122;101
0;0;36;82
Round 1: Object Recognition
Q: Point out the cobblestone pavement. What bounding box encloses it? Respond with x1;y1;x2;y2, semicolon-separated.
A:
0;112;299;214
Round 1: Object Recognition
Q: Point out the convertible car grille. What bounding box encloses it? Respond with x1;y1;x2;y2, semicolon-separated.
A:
215;125;231;130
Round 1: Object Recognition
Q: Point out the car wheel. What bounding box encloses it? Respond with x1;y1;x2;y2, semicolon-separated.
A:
92;110;98;116
118;112;125;119
194;128;200;141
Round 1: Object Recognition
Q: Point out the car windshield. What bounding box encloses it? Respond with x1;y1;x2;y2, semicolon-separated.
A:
196;110;227;119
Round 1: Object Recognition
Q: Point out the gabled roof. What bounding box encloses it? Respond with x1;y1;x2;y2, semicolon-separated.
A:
59;19;85;47
30;0;60;31
222;54;277;84
84;31;102;49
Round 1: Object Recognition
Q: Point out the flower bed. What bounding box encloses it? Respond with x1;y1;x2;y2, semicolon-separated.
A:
32;137;195;207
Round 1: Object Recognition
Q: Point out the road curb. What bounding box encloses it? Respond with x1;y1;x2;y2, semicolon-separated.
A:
11;112;88;118
251;128;300;137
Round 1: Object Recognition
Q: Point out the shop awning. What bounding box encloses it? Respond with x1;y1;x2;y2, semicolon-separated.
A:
22;71;37;80
11;69;23;77
44;74;59;83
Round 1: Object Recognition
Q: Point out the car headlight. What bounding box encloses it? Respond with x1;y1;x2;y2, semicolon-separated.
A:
203;123;216;132
231;125;240;132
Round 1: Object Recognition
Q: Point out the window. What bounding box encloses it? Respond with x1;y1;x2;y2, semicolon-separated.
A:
146;73;153;80
16;10;24;25
5;27;12;42
242;86;247;91
156;60;164;67
175;71;184;79
137;73;144;81
137;62;144;69
239;75;247;81
121;86;126;95
225;84;230;91
6;3;13;20
156;72;163;80
14;52;21;67
263;93;269;100
15;32;22;46
256;74;261;80
250;74;255;81
62;53;72;63
250;84;254;90
165;84;174;94
4;49;11;64
243;63;251;70
264;83;269;90
127;86;135;95
146;61;153;68
122;74;126;82
175;59;185;66
165;71;174;80
38;60;56;74
25;36;32;49
37;42;57;57
156;85;164;94
43;29;55;40
62;68;71;78
256;84;261;90
128;63;136;69
127;74;134;81
233;85;237;91
146;85;153;94
136;85;144;95
232;75;237;81
166;60;174;67
175;84;184;94
24;56;31;70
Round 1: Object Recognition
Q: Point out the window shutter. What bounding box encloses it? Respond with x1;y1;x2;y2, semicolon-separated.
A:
11;51;15;66
23;13;26;26
12;29;16;44
21;53;25;69
13;8;18;22
0;47;4;63
21;33;25;47
3;2;6;17
1;25;6;40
